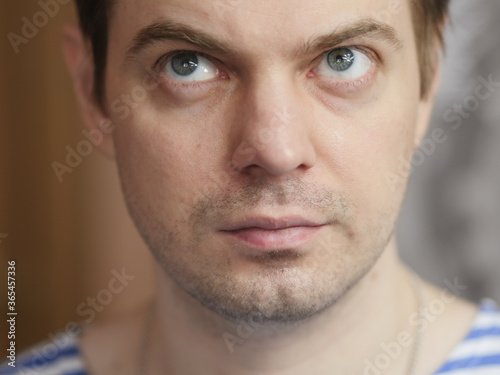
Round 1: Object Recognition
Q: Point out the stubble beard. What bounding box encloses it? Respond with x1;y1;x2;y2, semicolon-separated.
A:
120;173;395;328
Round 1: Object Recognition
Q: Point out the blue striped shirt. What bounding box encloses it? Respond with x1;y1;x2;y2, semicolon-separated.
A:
2;300;500;374
434;299;500;374
0;329;87;375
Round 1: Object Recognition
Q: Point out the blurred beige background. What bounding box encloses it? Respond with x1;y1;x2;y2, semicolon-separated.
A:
0;1;154;353
0;0;499;355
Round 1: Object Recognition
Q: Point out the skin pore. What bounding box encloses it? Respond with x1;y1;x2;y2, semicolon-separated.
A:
64;0;478;374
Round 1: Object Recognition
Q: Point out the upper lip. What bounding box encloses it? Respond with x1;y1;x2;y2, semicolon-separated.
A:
220;216;325;231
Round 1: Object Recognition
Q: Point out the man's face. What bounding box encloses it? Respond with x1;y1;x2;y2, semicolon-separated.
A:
103;0;431;323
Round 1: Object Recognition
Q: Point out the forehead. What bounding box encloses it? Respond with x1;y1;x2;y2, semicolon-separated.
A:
109;0;413;57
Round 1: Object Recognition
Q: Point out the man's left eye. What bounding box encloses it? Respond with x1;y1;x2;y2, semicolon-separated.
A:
164;52;219;82
315;47;373;80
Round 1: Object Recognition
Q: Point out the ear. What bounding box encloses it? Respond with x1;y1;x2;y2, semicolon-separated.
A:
413;55;442;149
63;24;115;159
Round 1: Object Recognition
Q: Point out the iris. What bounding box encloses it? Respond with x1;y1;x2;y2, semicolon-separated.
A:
327;48;355;72
171;53;199;76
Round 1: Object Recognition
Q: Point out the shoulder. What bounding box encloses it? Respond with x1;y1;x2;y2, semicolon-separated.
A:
0;326;88;375
434;299;500;374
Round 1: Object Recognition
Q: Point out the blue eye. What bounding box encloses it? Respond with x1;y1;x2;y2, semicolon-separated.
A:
164;52;219;82
316;47;372;80
327;48;355;71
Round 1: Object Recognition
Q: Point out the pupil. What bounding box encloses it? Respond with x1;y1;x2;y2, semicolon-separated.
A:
172;53;199;76
327;48;355;72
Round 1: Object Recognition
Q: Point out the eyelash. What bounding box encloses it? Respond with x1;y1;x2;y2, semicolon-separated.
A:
314;46;379;88
153;45;379;86
151;49;226;92
153;49;225;80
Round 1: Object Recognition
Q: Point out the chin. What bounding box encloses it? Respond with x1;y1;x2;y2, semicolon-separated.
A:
160;242;380;327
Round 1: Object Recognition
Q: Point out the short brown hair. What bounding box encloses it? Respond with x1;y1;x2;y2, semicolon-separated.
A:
74;0;450;103
411;0;450;98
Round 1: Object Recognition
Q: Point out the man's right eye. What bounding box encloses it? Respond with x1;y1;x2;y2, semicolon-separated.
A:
163;52;219;82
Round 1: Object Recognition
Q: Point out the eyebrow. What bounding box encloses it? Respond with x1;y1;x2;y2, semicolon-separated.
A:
298;19;403;57
125;20;235;60
125;18;403;61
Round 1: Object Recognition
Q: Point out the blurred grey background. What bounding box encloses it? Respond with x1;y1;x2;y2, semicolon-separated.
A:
398;0;500;303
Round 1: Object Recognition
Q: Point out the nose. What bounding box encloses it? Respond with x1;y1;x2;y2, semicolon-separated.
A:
230;79;317;177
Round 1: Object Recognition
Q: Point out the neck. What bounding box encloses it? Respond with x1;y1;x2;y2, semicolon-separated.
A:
149;237;418;375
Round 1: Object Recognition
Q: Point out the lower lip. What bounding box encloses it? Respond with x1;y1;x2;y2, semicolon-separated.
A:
221;226;324;250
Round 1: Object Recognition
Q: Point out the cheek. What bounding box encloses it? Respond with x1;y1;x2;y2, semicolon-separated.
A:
314;98;418;219
111;104;226;222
